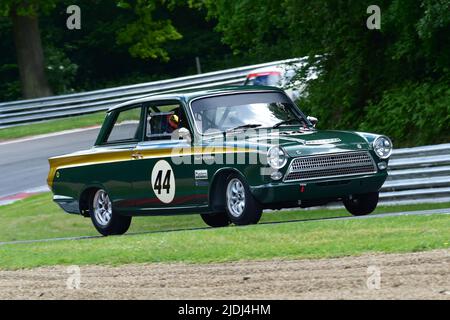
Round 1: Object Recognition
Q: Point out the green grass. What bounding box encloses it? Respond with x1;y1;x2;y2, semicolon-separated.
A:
1;192;449;243
0;214;448;270
0;193;449;270
0;112;106;141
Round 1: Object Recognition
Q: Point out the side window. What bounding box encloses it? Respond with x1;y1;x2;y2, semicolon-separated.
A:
145;103;190;141
106;107;142;144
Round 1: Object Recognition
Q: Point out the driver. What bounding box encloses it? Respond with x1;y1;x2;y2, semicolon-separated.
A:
167;114;179;132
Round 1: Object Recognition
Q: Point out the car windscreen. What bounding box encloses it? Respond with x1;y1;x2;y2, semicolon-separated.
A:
190;92;308;134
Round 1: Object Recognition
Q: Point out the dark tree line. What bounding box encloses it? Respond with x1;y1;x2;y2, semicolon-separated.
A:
0;0;448;145
200;0;449;145
0;0;238;100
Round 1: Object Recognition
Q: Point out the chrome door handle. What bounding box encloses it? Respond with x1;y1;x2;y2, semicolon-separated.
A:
131;152;143;160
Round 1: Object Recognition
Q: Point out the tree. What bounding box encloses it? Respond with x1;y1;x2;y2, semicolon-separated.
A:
0;0;184;99
199;0;450;145
51;0;235;90
116;0;182;61
0;1;55;99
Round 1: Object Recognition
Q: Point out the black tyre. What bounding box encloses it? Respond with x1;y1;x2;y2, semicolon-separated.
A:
200;212;230;228
225;174;262;225
89;189;132;236
343;192;379;216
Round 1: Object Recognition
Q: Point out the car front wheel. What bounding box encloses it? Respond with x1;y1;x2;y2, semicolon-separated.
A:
343;192;379;216
90;189;132;236
225;174;262;225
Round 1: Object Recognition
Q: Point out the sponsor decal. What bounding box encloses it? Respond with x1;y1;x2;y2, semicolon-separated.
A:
195;169;208;180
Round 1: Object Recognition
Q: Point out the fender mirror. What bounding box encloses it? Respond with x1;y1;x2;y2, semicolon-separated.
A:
307;116;318;127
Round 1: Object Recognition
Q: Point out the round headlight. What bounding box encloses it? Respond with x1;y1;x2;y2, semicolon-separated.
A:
373;136;393;159
267;146;288;169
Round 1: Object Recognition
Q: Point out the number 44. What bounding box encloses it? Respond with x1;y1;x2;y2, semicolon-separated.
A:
154;170;171;194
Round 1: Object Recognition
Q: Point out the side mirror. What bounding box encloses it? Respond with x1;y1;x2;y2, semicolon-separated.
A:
307;116;318;127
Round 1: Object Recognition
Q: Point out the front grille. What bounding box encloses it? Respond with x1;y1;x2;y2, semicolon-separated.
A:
284;151;377;182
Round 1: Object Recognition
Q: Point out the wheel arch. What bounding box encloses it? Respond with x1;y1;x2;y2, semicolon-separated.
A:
208;167;248;212
78;183;107;217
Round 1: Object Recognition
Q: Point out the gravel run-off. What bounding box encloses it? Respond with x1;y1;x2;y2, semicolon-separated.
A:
0;250;449;300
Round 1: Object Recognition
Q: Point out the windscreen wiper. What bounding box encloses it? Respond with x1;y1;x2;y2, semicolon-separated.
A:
226;123;262;133
272;118;302;128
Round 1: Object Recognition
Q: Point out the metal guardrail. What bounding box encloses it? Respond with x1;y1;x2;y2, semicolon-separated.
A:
0;58;302;128
381;143;450;204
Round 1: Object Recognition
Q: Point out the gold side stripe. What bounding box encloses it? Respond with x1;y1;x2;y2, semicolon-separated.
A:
48;147;257;188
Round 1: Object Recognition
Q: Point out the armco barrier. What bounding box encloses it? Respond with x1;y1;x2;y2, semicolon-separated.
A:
0;58;302;128
381;143;450;203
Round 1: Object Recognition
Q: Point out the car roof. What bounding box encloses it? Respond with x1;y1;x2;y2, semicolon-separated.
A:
107;85;284;112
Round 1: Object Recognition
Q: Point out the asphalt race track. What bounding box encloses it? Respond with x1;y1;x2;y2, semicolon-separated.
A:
1;208;448;246
0;127;99;198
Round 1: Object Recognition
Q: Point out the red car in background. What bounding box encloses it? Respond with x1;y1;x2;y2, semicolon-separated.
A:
244;62;317;101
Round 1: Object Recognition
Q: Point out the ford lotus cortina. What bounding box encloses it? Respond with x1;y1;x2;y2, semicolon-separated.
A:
48;86;392;235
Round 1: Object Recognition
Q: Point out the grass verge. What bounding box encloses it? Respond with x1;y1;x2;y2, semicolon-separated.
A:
1;192;450;243
0;112;105;141
0;193;449;270
0;214;448;270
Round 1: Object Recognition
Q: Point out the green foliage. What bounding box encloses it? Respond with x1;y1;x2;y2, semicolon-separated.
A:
1;0;447;147
0;0;57;16
200;0;290;58
44;45;78;94
359;80;450;146
200;0;450;146
0;0;234;100
416;0;450;40
0;16;20;100
116;0;182;60
0;63;21;100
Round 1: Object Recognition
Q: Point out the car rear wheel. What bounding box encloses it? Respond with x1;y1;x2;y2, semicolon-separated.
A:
343;192;379;216
200;212;230;228
90;189;132;236
225;174;262;225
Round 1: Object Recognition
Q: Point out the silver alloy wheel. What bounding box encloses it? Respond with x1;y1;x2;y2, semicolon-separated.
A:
226;178;246;217
93;189;112;226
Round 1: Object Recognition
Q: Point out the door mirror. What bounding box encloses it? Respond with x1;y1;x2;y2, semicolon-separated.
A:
307;116;318;127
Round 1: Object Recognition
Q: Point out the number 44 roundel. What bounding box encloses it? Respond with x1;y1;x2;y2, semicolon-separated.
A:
151;160;176;203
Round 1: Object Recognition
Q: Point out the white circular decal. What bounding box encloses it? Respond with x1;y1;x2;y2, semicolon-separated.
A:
151;160;176;204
